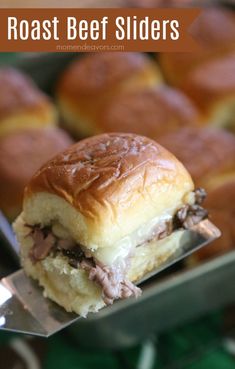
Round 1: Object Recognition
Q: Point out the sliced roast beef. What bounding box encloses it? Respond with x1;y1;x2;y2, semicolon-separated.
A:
174;188;208;229
29;226;56;263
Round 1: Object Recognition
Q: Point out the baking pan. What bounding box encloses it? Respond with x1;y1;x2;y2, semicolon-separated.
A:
1;52;235;349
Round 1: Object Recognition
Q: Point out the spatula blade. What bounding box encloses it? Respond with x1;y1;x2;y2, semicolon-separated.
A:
0;270;78;337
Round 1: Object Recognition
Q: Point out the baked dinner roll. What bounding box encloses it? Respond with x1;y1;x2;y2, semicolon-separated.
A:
95;86;200;139
0;68;57;137
159;127;235;260
159;8;235;86
56;52;163;137
182;53;235;131
14;133;208;316
158;127;235;186
0;128;73;220
195;180;235;261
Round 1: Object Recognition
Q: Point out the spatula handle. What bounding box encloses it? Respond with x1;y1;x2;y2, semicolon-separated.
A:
0;211;20;266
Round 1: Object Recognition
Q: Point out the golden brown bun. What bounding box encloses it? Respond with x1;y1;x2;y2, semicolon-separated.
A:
181;53;235;130
159;127;235;261
158;127;235;186
23;133;194;250
0;68;57;136
159;8;235;86
56;52;163;137
194;209;234;261
195;180;235;261
0;128;73;220
96;86;200;139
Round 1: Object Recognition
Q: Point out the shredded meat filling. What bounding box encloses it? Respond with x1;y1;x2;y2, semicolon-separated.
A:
174;188;208;229
81;260;141;304
26;188;207;305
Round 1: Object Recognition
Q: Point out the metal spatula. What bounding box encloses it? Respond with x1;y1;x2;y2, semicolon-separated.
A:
0;211;220;337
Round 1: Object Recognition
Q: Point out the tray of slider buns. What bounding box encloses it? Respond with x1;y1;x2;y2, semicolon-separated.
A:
0;3;235;349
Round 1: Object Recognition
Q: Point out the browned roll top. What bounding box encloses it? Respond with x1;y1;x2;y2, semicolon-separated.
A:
182;53;235;111
25;133;183;215
196;180;235;261
0;68;52;120
159;127;235;262
191;7;235;49
158;127;235;185
159;8;235;86
57;52;152;99
0;128;73;218
97;86;200;139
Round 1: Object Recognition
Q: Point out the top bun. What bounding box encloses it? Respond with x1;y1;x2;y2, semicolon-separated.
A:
0;68;57;136
159;8;235;86
158;127;235;186
96;86;200;139
0;127;73;220
181;53;235;129
23;133;194;250
56;52;163;137
159;127;235;261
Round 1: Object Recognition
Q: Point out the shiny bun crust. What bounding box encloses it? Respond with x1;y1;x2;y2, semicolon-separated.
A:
181;53;235;130
23;133;194;250
0;68;57;136
0;128;73;220
159;8;235;86
159;127;235;262
158;127;235;186
194;180;235;261
96;86;200;139
56;52;163;137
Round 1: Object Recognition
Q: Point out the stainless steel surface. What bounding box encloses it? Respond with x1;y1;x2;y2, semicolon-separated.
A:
0;220;220;337
0;211;20;266
0;270;79;337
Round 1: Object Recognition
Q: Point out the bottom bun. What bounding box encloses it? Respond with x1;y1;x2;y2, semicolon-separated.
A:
14;214;184;316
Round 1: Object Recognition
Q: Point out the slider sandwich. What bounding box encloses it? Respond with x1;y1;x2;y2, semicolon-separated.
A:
0;68;57;136
159;8;235;86
182;53;235;131
14;133;208;316
159;127;235;261
56;52;163;138
0;128;73;220
96;86;200;139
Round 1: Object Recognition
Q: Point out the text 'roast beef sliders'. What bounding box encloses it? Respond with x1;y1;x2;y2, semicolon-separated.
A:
0;68;57;136
0;128;73;220
182;53;235;131
159;8;235;86
56;52;163;138
159;127;235;260
96;86;200;139
14;133;208;316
